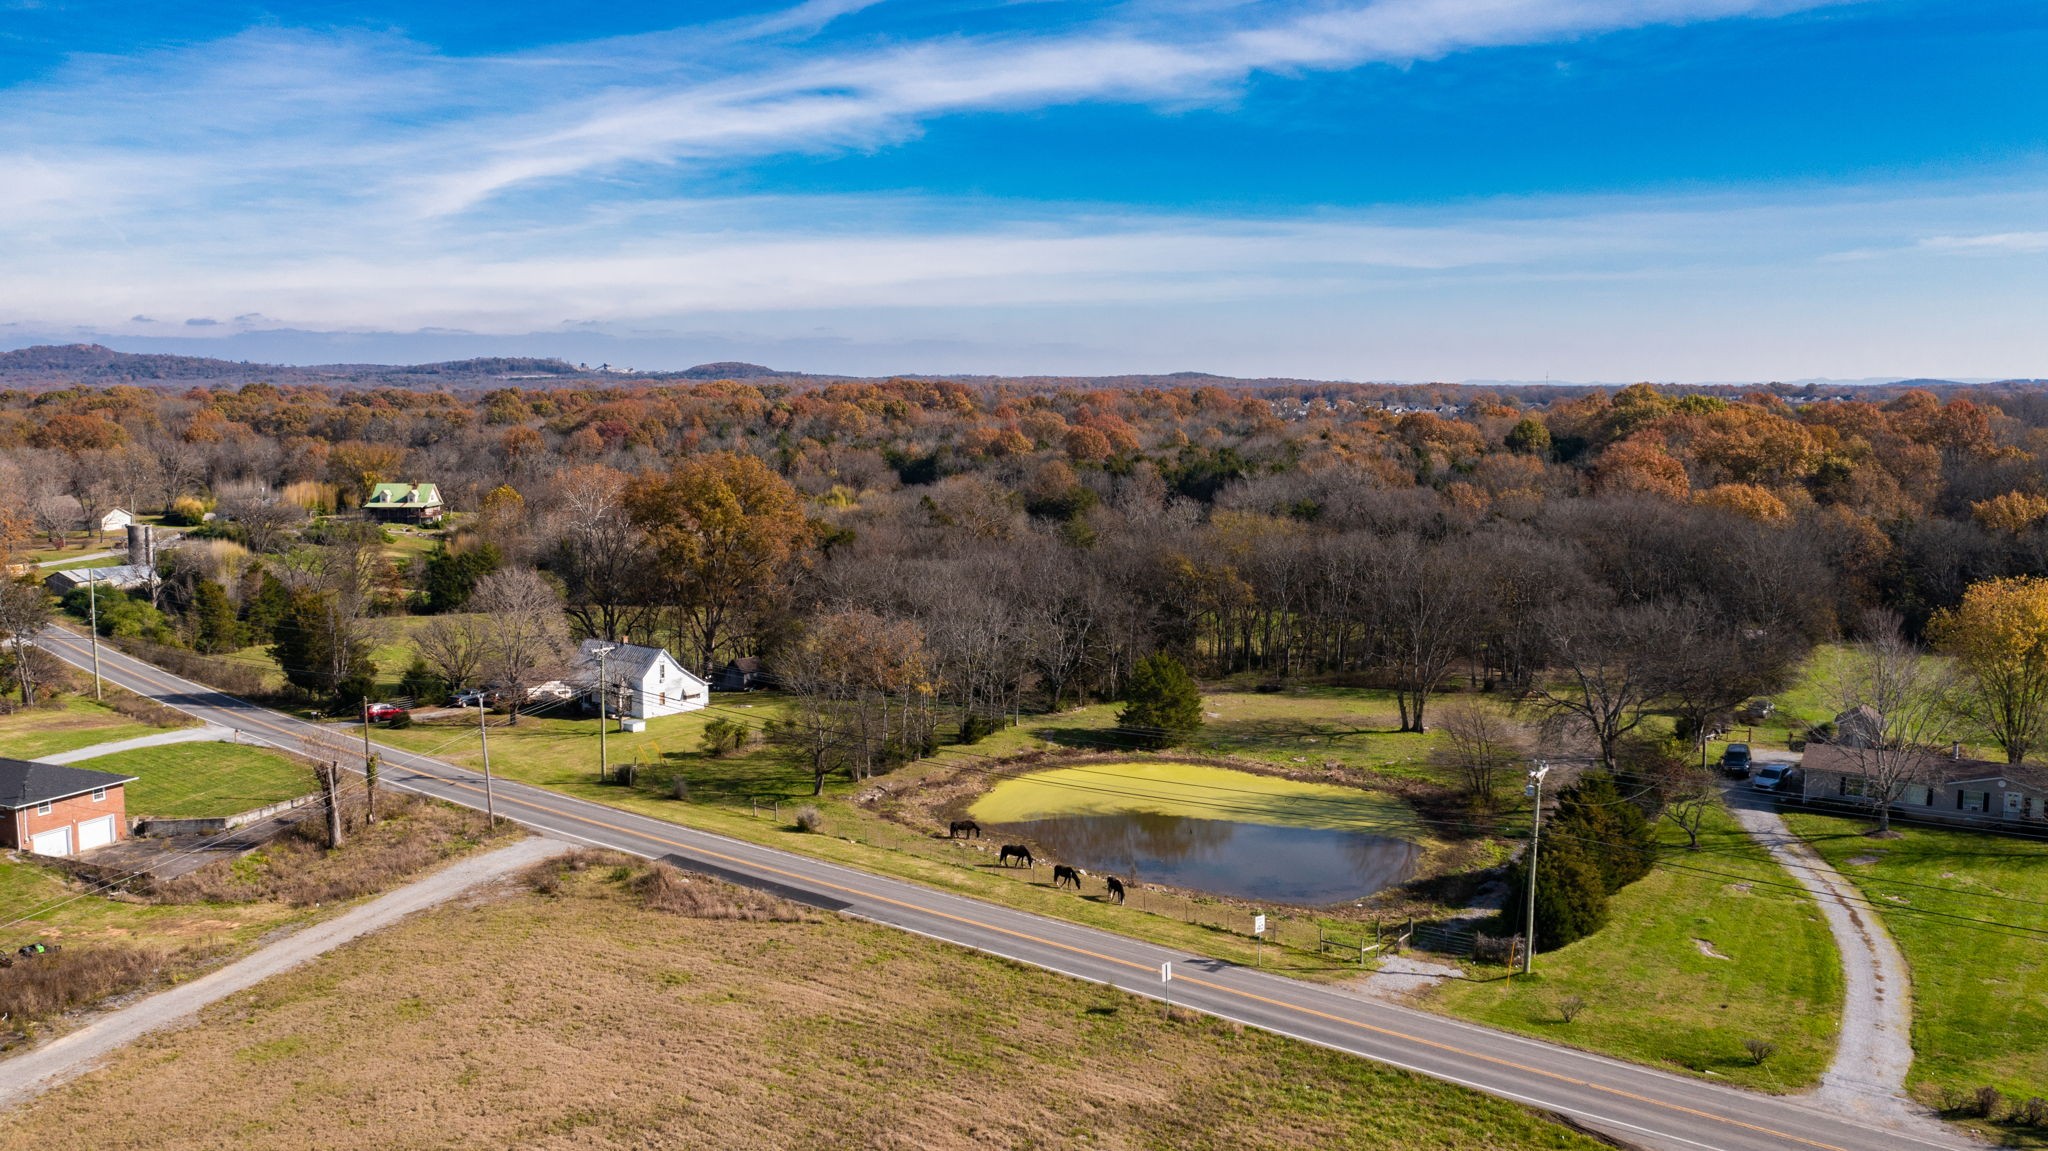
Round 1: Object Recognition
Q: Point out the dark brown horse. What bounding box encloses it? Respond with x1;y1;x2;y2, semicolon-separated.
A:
998;844;1034;868
948;819;981;839
1103;875;1127;904
1052;864;1083;889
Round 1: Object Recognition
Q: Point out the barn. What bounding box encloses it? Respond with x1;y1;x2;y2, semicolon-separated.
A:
0;758;136;857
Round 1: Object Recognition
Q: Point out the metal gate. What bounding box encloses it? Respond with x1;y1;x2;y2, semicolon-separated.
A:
1409;921;1478;957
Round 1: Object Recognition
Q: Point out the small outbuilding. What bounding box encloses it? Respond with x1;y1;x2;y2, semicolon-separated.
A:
0;758;135;857
573;640;709;719
99;508;135;533
712;656;772;692
43;564;153;595
363;483;444;525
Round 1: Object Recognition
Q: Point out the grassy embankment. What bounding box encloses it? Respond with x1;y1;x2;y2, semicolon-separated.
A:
0;698;175;761
1429;804;1842;1091
79;742;316;819
0;859;1616;1151
1782;809;2048;1124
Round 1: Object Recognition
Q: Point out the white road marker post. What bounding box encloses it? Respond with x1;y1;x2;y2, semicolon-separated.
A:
1254;913;1266;968
1161;961;1172;1009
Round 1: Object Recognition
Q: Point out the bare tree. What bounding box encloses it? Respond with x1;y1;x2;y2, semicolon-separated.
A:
1831;611;1956;834
1430;700;1527;812
546;465;655;642
414;614;490;694
471;568;570;725
1527;600;1690;771
218;492;307;554
0;579;53;704
1375;536;1484;732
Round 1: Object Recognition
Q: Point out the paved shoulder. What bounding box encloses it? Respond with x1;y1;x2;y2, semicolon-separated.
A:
0;836;566;1109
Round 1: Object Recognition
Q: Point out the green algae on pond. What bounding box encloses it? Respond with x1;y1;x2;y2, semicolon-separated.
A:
967;762;1416;832
968;762;1422;905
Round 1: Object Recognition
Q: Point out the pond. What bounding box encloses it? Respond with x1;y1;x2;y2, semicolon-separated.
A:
967;761;1422;906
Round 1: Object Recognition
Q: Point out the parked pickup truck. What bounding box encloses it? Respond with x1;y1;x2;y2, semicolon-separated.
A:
1750;763;1803;797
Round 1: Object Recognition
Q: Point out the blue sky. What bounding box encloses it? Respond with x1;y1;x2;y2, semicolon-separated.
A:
1;0;2044;379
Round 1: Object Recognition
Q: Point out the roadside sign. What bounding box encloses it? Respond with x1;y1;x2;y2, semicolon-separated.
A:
1253;914;1266;936
1161;962;1171;983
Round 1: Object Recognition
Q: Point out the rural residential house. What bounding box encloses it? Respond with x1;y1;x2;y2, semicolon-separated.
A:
572;640;709;719
363;482;444;525
1798;743;2048;828
99;508;134;533
0;758;135;857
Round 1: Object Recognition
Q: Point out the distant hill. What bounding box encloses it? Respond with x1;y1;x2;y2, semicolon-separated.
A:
0;343;269;382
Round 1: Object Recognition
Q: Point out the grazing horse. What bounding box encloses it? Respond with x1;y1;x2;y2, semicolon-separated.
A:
998;844;1034;868
948;819;981;839
1052;864;1083;889
1103;875;1127;904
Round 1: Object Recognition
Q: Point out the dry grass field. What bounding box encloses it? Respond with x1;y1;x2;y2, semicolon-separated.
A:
0;856;1613;1151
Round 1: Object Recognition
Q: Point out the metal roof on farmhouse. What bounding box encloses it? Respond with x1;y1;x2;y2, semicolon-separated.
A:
0;758;137;809
366;482;441;507
573;639;703;684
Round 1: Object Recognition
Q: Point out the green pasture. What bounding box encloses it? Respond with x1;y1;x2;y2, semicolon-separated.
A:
1429;803;1841;1092
0;698;168;760
84;742;318;818
1783;809;2048;1119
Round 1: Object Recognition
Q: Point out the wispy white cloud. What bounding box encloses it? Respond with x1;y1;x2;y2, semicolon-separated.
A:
1919;231;2048;255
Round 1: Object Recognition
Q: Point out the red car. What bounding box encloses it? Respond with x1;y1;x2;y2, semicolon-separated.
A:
362;702;407;722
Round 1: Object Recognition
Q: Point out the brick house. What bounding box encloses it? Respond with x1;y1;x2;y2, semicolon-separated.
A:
0;758;136;857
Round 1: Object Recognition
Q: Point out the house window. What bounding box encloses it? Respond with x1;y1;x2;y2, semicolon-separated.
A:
1840;775;1868;798
91;788;106;803
1958;790;1989;813
1903;785;1933;807
34;802;51;816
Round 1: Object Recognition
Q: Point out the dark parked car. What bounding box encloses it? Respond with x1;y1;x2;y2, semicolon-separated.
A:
1719;742;1753;777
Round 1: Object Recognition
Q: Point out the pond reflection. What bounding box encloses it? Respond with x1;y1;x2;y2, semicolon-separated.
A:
993;812;1420;906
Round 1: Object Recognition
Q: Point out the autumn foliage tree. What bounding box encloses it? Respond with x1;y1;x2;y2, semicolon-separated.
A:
1931;577;2048;764
627;452;815;674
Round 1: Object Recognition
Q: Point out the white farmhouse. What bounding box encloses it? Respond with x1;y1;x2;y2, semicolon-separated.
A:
573;639;708;719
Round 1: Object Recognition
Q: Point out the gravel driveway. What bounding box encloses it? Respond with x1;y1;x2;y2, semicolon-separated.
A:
1721;781;1949;1137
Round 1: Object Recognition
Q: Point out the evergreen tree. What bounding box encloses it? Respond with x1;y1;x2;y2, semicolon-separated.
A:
1552;773;1657;893
240;573;292;644
192;579;243;654
1119;652;1204;748
269;588;376;707
1505;836;1610;953
421;543;501;614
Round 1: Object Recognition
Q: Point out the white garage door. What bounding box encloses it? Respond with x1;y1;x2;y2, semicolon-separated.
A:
28;826;71;858
77;816;116;852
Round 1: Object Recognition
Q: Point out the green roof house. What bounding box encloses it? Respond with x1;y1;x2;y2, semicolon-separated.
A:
364;482;444;525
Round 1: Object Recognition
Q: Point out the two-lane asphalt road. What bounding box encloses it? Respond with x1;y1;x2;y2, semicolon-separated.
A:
33;626;1962;1151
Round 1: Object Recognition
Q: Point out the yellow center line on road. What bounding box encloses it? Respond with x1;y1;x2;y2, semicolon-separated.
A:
73;632;1855;1151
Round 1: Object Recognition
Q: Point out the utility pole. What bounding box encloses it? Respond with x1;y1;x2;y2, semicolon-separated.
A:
360;696;376;823
86;568;102;701
1522;761;1551;976
477;692;497;829
592;644;616;782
